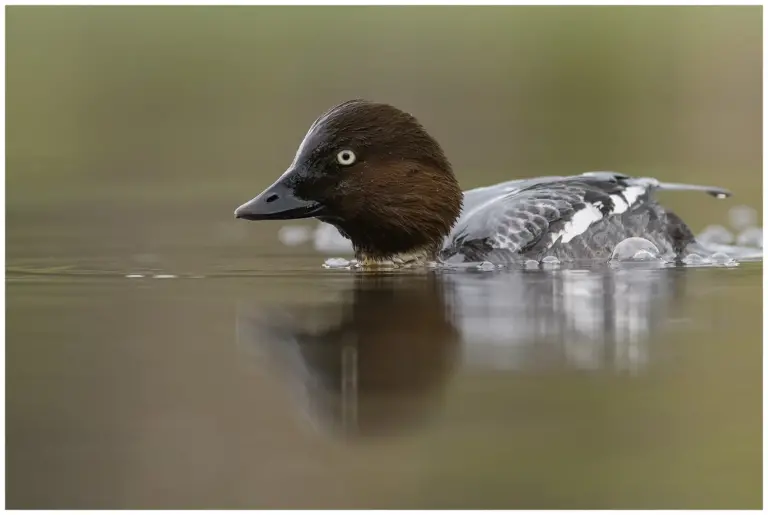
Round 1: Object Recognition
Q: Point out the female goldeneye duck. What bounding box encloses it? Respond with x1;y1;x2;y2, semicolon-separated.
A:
234;99;731;266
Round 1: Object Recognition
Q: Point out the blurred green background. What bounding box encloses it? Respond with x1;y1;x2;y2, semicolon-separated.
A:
6;5;762;262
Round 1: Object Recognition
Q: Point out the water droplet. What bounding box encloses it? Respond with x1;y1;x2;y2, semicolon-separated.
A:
736;227;763;248
278;225;312;246
125;274;144;278
322;258;352;269
697;225;734;245
540;256;560;267
709;252;734;264
524;259;540;269
474;261;496;272
152;274;177;279
631;250;657;261
682;253;707;265
728;205;758;231
611;237;660;262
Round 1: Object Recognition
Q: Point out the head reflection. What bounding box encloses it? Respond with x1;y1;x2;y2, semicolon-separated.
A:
237;273;461;438
237;266;687;438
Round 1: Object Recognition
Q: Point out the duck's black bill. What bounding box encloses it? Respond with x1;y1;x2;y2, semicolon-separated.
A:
234;181;323;221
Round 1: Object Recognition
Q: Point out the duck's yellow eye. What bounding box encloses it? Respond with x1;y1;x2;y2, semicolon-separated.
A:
336;149;356;166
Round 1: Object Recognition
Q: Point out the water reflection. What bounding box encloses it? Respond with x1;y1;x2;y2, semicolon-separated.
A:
237;274;461;438
450;268;687;372
237;267;688;437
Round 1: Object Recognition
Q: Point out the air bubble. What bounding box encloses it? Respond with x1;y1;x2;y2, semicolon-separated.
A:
540;256;560;267
474;261;496;272
610;237;660;262
631;250;657;261
125;274;144;278
736;227;763;249
709;252;737;266
152;274;177;279
697;225;734;245
322;258;352;269
524;259;540;269
682;253;709;266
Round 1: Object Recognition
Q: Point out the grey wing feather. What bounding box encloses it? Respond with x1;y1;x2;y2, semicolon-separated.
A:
459;175;575;213
443;172;731;263
444;182;593;260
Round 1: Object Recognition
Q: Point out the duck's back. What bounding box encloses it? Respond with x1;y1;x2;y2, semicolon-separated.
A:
441;172;730;264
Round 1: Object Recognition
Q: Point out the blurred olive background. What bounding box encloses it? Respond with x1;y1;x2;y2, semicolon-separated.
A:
6;5;762;263
6;6;762;510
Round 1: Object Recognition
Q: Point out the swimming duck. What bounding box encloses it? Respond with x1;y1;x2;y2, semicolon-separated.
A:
234;100;731;266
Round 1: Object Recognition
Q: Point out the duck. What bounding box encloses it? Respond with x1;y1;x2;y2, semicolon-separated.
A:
234;99;732;266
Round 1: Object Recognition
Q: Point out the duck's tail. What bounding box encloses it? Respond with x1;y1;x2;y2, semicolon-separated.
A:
654;180;732;199
581;172;732;199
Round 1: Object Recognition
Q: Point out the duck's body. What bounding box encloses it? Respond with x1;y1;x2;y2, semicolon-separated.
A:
235;100;730;266
441;172;728;264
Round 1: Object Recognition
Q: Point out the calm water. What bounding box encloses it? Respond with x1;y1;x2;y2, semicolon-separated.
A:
6;253;762;508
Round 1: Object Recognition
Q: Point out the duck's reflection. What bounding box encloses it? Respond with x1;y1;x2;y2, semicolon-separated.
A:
237;267;687;437
237;273;461;438
449;267;687;373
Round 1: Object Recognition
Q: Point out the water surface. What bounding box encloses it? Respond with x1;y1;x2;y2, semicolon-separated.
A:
6;255;762;509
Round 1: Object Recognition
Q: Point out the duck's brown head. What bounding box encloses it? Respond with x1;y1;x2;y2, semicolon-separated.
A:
234;100;463;262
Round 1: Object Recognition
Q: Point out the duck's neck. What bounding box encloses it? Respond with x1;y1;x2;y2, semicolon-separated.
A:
329;165;463;266
356;245;438;268
328;213;448;266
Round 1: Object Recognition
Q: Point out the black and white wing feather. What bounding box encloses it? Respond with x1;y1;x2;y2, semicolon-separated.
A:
441;172;730;263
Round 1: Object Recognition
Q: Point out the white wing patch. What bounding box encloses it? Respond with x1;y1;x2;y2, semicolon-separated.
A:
550;185;647;245
556;204;605;244
609;185;647;214
446;175;658;258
